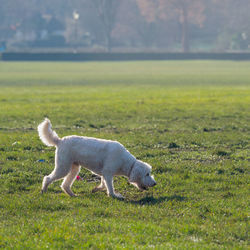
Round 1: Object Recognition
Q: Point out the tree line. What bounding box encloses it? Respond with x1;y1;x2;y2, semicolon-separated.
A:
0;0;249;52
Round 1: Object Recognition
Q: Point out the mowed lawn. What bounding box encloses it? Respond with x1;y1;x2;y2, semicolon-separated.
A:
0;61;249;249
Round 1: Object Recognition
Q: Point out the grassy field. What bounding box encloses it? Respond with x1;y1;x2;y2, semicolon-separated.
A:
0;61;249;249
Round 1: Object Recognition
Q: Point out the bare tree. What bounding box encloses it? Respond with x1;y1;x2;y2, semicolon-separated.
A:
136;0;206;52
92;0;120;51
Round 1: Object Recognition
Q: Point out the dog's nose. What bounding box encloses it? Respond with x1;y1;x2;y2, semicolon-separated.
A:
152;182;157;186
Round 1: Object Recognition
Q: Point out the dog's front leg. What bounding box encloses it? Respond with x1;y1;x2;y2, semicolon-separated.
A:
103;174;124;199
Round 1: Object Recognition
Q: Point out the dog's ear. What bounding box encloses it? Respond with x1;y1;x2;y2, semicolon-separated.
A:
129;162;141;183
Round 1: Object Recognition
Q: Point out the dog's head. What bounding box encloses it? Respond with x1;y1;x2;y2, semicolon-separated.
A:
129;160;156;191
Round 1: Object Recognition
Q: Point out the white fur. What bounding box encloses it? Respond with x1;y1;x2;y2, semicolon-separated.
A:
38;118;156;198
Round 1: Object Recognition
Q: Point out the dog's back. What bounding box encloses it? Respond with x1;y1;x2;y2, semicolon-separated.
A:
58;135;135;175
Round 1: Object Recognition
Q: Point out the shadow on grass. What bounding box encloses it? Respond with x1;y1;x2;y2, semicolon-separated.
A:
126;195;186;205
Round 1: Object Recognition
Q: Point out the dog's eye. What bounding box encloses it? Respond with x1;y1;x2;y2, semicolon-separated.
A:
146;173;149;176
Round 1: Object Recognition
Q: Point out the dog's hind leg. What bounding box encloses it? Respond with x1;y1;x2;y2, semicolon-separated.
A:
42;169;69;193
42;154;72;193
61;164;80;197
92;177;106;193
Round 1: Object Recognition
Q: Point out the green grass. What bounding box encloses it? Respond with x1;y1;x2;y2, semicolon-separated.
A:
0;61;249;249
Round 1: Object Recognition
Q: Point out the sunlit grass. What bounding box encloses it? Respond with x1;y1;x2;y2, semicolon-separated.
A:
0;61;249;248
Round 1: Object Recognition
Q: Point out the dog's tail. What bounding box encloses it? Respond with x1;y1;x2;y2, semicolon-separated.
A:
37;118;61;147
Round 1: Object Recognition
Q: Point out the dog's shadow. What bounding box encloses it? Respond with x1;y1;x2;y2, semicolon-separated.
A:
124;195;186;205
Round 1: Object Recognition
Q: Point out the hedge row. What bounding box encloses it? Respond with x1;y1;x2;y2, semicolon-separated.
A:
2;52;250;61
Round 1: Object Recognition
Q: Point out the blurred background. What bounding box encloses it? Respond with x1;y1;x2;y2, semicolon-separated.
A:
0;0;250;53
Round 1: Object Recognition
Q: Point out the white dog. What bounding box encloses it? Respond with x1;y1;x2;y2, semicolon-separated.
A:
38;118;156;198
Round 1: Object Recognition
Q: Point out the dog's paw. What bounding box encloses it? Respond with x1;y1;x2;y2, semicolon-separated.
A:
92;186;105;193
92;187;99;193
41;189;47;194
111;192;124;200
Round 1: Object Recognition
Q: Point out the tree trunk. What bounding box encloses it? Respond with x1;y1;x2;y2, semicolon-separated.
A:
93;0;119;52
181;6;189;52
106;32;112;52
